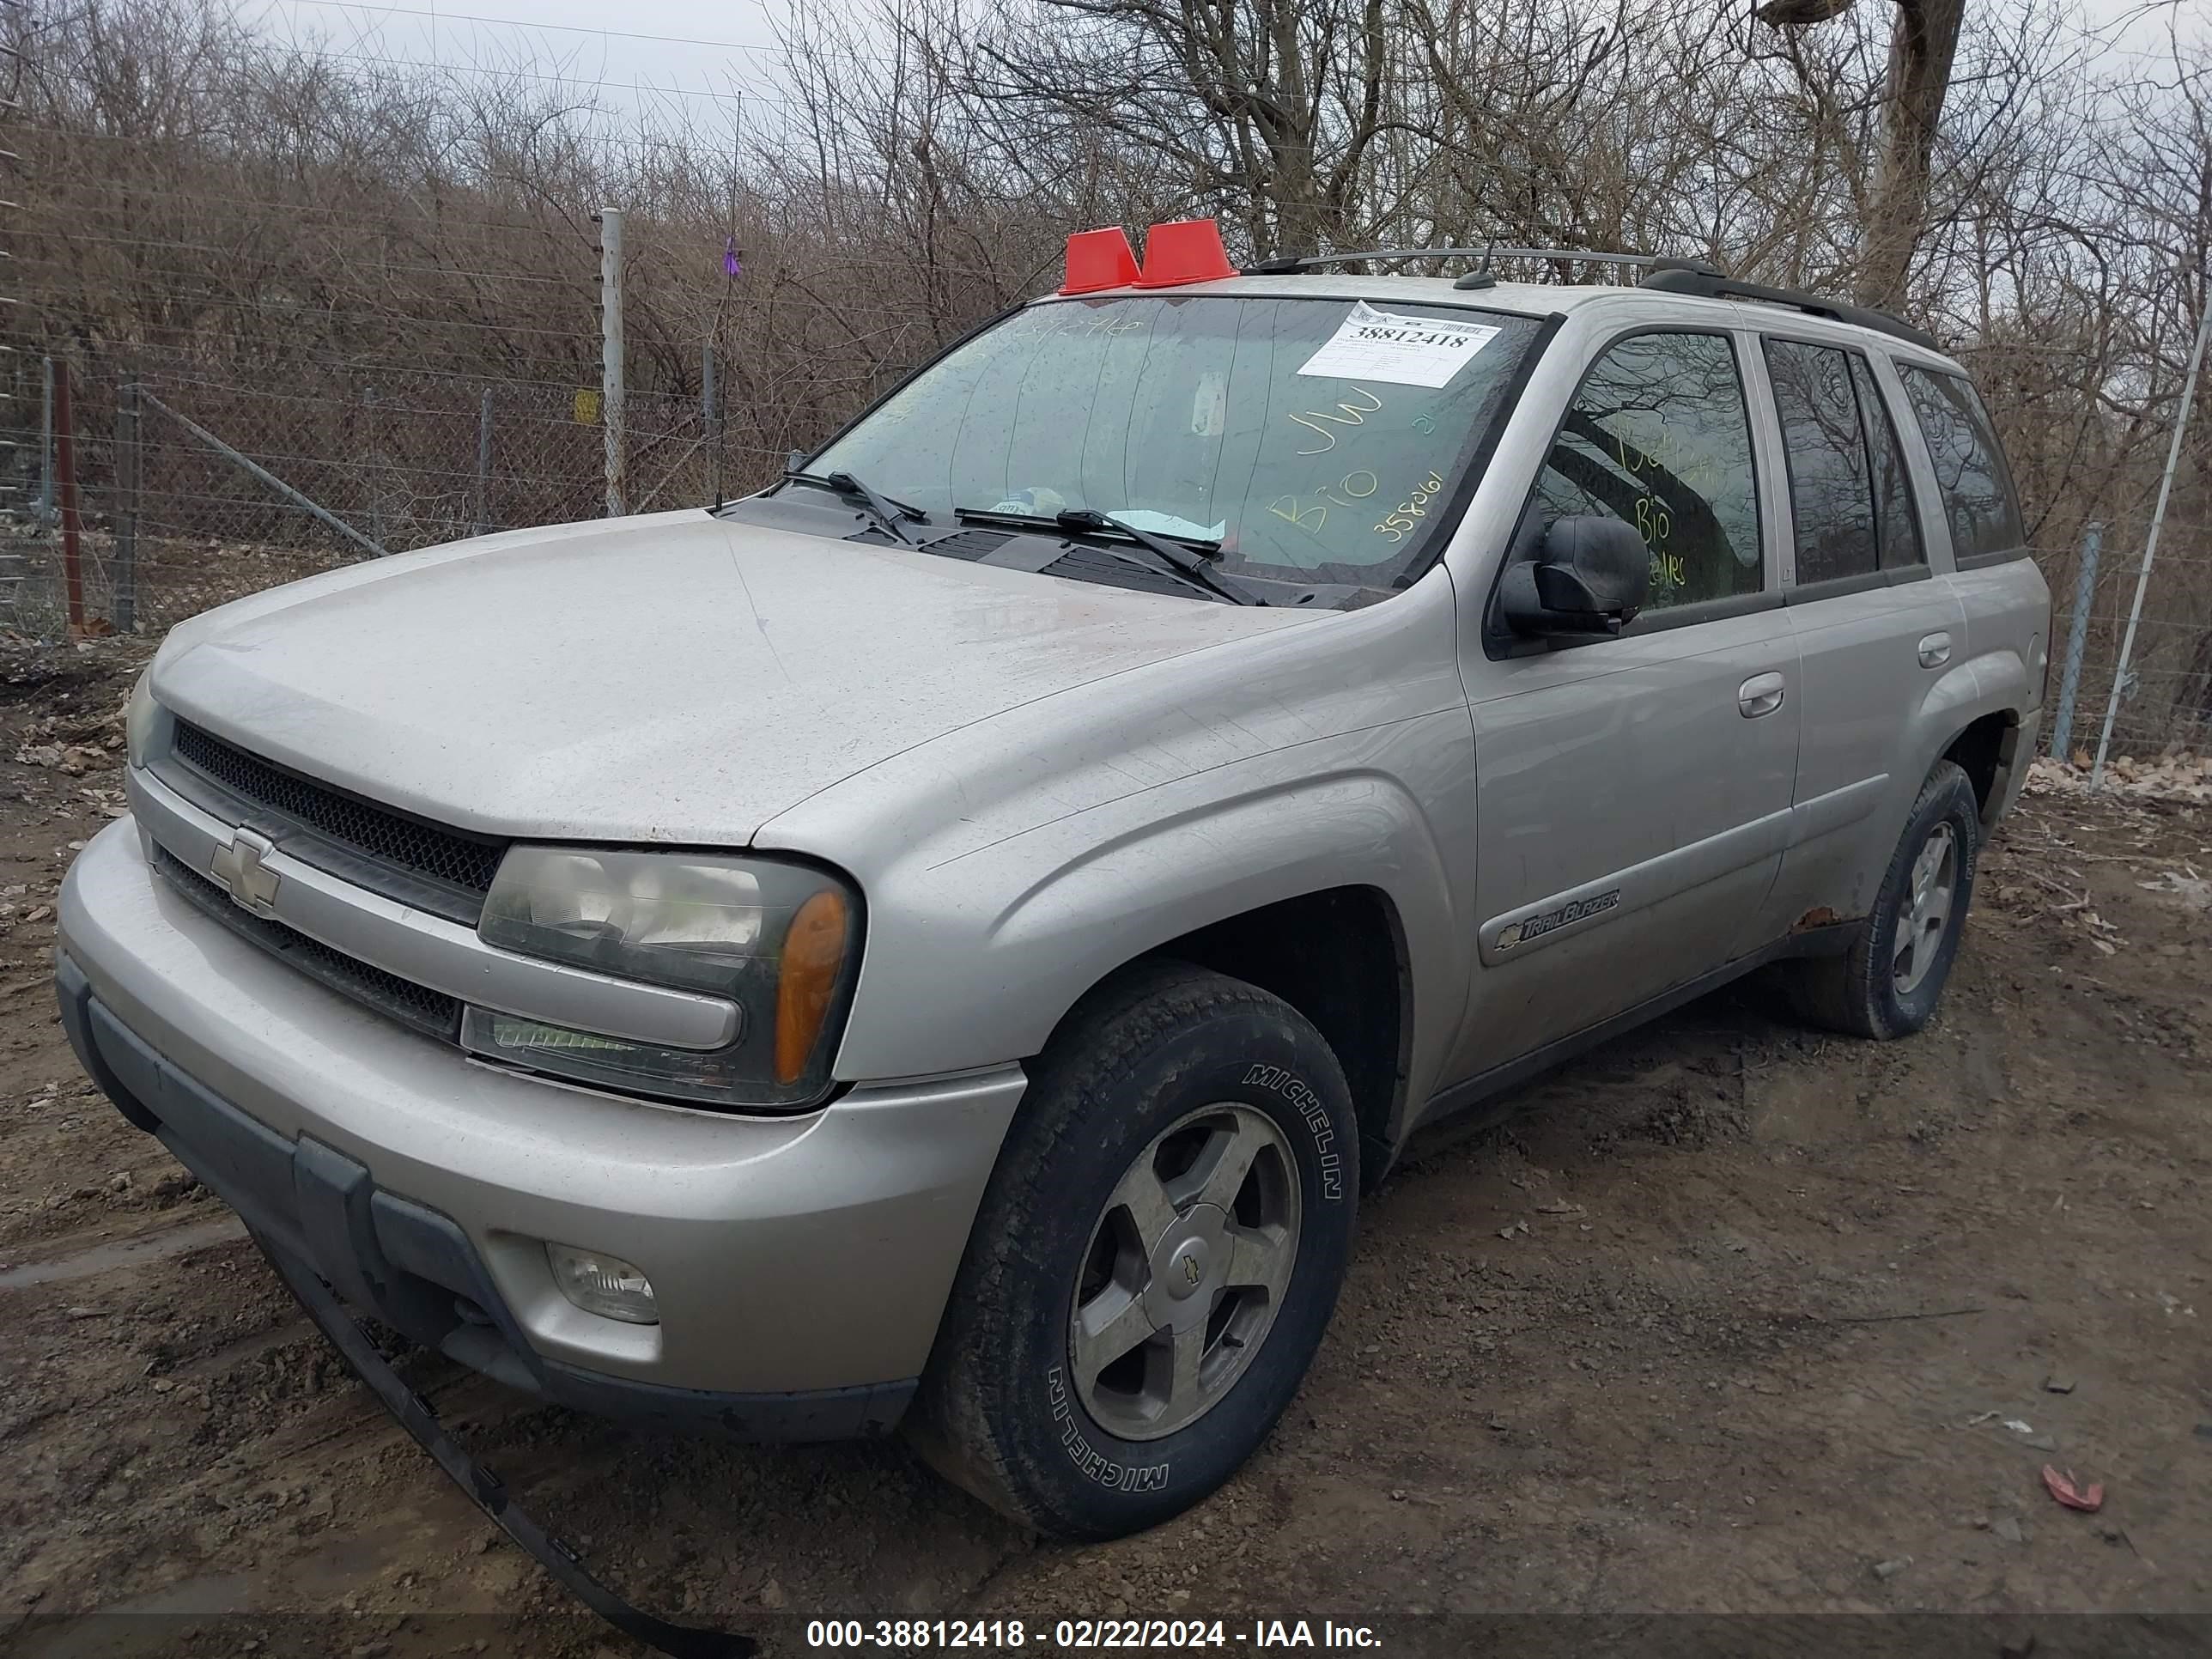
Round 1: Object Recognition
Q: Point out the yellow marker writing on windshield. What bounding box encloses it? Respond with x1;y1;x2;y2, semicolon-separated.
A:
1288;387;1384;455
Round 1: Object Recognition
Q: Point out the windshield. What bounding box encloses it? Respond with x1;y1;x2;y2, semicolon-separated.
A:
806;295;1545;590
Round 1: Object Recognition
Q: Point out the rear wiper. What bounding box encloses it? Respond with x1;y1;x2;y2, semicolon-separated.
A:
784;469;928;546
953;506;1266;606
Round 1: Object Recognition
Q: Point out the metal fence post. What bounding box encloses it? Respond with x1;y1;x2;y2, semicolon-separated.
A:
2048;520;2102;762
54;358;83;632
2092;304;2212;788
599;206;626;517
475;388;494;538
702;341;721;508
362;385;385;550
113;379;139;633
35;353;52;525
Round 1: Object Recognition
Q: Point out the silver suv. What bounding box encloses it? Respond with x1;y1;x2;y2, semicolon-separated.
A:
58;223;2050;1541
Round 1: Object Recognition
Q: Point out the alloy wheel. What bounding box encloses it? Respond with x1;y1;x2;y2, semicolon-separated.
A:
1068;1103;1302;1441
1892;820;1958;996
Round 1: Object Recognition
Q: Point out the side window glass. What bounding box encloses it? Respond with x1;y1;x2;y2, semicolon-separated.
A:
1532;331;1761;611
1848;356;1924;569
1765;339;1877;584
1899;366;2026;561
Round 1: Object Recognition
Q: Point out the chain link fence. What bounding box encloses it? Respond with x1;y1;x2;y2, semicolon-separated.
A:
0;347;793;639
3;335;2209;765
2045;507;2212;764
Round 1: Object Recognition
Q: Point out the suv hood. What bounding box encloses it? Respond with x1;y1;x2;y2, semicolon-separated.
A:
152;511;1316;845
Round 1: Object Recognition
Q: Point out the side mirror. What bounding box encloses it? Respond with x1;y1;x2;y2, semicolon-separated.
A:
1499;516;1650;637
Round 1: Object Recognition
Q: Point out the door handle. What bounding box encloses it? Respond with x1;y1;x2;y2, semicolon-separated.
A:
1918;631;1953;668
1738;672;1786;719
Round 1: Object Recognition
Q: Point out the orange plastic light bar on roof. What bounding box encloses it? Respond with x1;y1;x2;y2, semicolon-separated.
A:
1059;226;1141;295
1136;218;1237;288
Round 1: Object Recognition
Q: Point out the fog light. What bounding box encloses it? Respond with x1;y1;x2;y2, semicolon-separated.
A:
546;1242;659;1325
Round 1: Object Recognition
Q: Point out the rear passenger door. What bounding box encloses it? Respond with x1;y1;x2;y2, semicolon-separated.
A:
1757;336;1966;929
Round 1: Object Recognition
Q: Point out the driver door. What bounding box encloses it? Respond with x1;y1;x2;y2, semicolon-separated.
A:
1447;327;1800;1080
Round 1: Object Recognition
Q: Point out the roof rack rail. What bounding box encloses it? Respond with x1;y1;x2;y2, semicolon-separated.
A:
1636;267;1939;351
1242;245;1673;276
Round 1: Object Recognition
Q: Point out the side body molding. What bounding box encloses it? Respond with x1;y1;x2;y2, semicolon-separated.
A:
1474;776;1889;966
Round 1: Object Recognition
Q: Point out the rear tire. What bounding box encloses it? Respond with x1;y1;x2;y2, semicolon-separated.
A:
905;960;1358;1540
1783;759;1980;1039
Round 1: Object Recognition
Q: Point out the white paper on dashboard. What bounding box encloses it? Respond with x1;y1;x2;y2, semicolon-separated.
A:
1296;301;1501;388
1115;508;1228;541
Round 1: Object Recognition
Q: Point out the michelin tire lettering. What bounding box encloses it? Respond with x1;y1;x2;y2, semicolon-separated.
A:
1241;1064;1345;1200
1047;1366;1170;1492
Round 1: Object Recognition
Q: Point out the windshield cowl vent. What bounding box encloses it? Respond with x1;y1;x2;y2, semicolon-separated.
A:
914;530;1015;562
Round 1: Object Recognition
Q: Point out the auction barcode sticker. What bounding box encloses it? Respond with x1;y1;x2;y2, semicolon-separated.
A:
1296;301;1501;387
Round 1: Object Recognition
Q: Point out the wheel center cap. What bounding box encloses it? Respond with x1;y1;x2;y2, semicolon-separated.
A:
1143;1202;1230;1328
1164;1236;1212;1300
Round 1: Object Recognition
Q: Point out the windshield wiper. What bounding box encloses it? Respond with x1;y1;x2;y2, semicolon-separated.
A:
783;469;928;546
1056;509;1271;607
953;506;1266;606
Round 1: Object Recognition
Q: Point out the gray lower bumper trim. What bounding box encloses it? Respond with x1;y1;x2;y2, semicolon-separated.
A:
255;1228;753;1659
56;953;918;1441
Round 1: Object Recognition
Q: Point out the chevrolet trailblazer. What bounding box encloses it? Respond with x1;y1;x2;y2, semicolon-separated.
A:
58;220;2048;1541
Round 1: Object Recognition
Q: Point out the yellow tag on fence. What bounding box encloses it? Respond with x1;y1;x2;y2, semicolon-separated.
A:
573;389;602;425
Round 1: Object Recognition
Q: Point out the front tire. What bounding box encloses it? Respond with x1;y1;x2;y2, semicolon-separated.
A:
1783;758;1981;1039
906;960;1358;1539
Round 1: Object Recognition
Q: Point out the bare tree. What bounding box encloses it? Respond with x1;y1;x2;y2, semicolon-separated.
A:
945;0;1406;257
1759;0;1967;308
7;0;2209;725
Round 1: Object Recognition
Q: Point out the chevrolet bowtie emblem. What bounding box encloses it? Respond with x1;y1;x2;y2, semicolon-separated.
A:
210;829;281;916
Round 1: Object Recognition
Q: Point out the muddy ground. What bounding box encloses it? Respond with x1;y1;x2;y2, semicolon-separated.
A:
0;640;2206;1658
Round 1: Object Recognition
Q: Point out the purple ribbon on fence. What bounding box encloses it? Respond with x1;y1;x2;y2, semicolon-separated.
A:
723;237;743;278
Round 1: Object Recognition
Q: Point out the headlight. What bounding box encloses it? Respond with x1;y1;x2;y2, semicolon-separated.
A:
466;846;860;1110
125;671;157;768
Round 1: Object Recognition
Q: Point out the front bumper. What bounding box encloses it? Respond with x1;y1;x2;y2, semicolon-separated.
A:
57;817;1025;1437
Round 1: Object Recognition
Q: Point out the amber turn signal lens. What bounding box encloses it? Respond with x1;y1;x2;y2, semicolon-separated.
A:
775;888;849;1084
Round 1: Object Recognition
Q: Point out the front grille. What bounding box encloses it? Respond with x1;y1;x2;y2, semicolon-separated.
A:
170;722;507;898
155;849;462;1041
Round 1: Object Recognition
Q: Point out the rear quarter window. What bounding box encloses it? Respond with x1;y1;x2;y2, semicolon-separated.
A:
1848;356;1924;570
1897;366;2025;563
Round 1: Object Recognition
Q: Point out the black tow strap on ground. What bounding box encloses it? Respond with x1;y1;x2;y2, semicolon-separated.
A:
255;1234;757;1659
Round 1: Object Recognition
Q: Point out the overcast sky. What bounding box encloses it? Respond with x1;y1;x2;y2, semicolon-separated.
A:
237;0;801;145
237;0;2205;140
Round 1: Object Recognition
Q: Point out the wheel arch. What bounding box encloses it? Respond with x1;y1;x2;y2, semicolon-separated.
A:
830;757;1466;1116
1941;707;2024;826
1109;885;1412;1188
1912;647;2032;830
